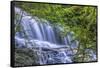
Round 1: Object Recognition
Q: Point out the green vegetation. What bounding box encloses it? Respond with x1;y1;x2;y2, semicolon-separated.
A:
14;2;97;62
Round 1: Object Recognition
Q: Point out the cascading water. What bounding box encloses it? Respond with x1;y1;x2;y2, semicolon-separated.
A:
15;7;79;65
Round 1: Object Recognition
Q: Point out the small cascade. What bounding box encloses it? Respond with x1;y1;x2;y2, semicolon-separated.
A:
15;7;79;65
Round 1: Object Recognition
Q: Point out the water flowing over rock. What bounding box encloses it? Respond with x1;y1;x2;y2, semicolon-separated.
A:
15;7;79;65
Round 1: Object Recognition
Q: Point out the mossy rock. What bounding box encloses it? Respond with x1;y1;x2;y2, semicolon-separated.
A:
14;48;39;66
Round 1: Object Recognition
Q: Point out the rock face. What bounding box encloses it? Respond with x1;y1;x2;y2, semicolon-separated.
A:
14;7;79;66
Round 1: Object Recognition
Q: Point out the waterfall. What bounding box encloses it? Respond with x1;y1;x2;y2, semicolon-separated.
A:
15;7;79;65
